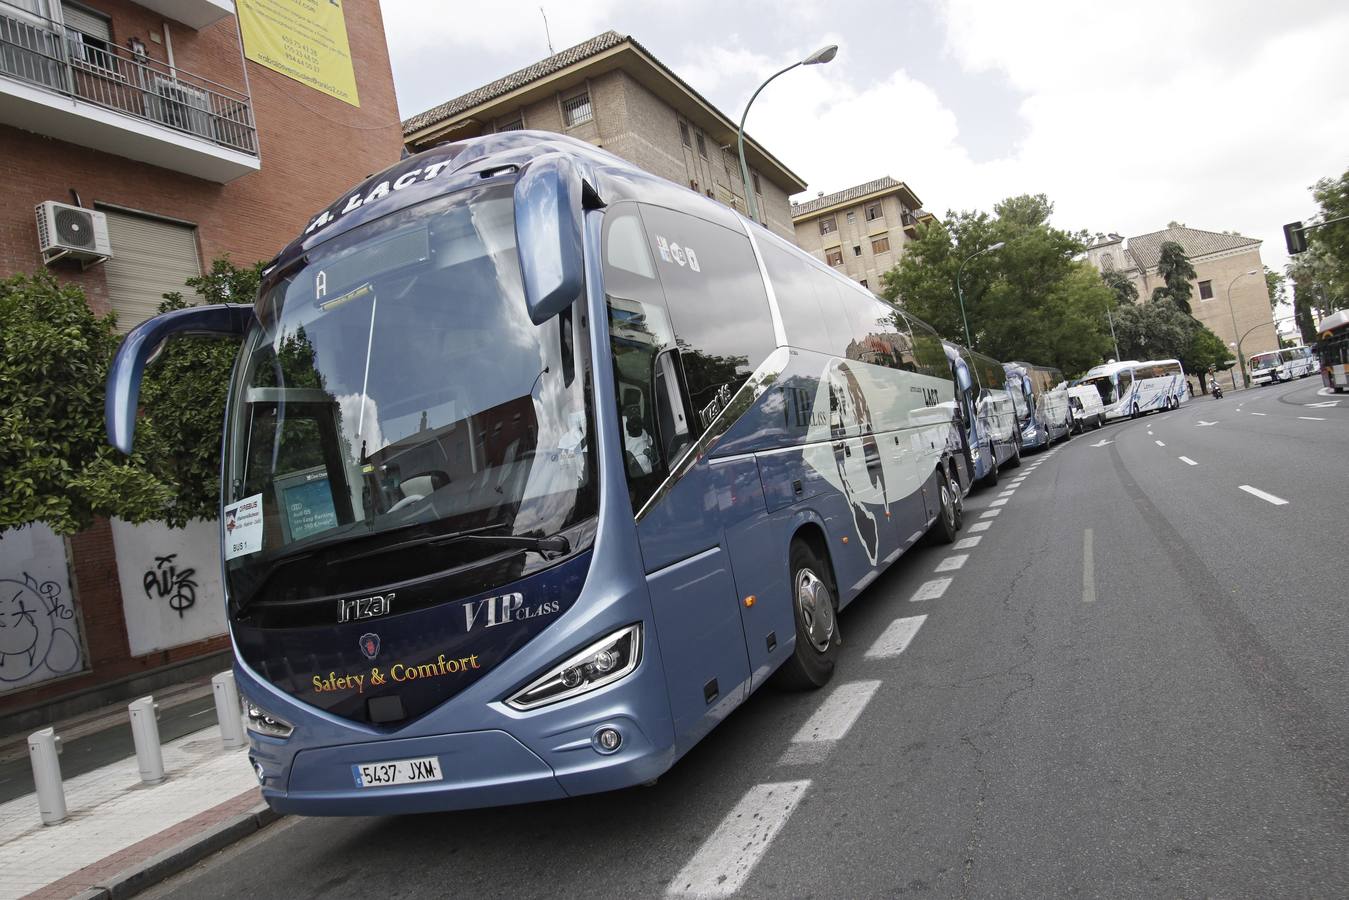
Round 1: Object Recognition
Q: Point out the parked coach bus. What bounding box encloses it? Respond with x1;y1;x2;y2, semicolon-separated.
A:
1079;358;1186;420
1004;361;1071;450
104;132;966;816
1249;346;1317;386
1317;309;1349;392
944;342;1022;486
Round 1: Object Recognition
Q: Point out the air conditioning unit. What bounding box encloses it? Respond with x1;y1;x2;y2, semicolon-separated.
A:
35;201;112;267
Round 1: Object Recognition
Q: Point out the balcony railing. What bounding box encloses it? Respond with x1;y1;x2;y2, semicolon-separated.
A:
0;3;256;156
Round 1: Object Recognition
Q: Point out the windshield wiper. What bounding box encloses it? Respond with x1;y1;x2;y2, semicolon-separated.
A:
339;525;569;565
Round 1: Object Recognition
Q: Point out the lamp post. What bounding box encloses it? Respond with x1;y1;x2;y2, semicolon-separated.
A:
956;241;1005;348
737;44;838;225
1225;268;1259;388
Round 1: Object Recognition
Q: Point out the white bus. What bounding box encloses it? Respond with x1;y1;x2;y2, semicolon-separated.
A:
1248;346;1317;386
1078;358;1187;420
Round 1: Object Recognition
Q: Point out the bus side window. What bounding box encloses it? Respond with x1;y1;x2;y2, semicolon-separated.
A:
603;204;685;513
637;204;775;432
901;313;949;379
760;240;844;354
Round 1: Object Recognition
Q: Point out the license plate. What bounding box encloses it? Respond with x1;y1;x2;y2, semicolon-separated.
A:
352;756;443;788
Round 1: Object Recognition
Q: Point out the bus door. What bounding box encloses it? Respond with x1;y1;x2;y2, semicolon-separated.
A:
602;203;753;749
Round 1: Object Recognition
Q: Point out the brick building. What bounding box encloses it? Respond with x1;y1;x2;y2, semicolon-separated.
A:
1084;226;1278;385
0;0;401;724
401;31;807;241
791;177;932;292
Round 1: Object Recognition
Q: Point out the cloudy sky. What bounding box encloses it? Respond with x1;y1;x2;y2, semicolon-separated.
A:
382;0;1349;275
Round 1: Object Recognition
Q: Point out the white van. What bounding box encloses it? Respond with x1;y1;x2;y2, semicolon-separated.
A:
1067;384;1105;431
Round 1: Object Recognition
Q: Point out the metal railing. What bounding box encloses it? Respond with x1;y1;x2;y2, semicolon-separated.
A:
0;2;256;155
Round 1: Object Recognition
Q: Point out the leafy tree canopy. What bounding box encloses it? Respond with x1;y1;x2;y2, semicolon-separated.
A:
1307;167;1349;306
1102;269;1139;306
1151;241;1198;313
1111;297;1233;385
0;273;172;535
1264;266;1286;311
881;193;1113;376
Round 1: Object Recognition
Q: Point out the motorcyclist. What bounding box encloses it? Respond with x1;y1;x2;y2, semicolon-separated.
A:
1208;366;1223;399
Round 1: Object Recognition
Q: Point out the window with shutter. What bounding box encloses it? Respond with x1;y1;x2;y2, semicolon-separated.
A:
101;209;202;332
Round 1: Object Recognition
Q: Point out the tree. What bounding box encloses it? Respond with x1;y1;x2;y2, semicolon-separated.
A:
0;273;172;535
1111;296;1233;391
881;193;1112;375
137;257;261;527
1308;167;1349;300
1264;266;1286;311
1102;269;1139;306
1150;241;1198;313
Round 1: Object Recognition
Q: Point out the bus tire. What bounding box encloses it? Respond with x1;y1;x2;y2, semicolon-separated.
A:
981;444;999;487
927;467;960;545
1130;403;1140;419
774;541;839;691
1004;436;1023;469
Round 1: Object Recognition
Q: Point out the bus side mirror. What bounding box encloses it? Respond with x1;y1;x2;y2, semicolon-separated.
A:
106;304;253;455
514;153;595;326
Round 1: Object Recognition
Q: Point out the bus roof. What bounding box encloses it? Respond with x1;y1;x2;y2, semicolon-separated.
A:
1317;309;1349;334
1081;360;1143;378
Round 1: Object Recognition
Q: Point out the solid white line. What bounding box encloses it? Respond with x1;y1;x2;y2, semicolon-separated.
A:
667;781;811;898
953;535;982;549
1239;485;1288;506
1082;528;1095;604
979;508;1002;518
1178;456;1198;466
935;554;968;572
989;497;1009;507
967;521;991;533
910;578;952;602
865;615;928;659
1154;440;1166;447
1298;416;1325;421
790;681;881;743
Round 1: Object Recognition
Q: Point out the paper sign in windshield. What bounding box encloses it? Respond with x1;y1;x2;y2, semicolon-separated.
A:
224;494;264;560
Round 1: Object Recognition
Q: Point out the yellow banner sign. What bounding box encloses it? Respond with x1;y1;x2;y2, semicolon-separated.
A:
238;0;360;107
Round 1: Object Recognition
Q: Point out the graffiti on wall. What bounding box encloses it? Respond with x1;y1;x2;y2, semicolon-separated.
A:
113;519;227;657
0;572;81;685
142;554;198;618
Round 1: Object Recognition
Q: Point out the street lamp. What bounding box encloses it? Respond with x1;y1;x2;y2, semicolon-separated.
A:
956;241;1005;348
1226;268;1259;388
737;44;838;224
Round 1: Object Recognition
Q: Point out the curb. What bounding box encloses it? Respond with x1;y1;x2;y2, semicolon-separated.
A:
70;804;282;900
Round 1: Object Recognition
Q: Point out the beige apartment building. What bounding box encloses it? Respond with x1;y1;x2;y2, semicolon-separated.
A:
402;31;807;240
791;177;931;291
1085;226;1278;383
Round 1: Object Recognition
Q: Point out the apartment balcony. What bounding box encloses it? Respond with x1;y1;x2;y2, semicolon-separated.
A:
135;0;234;31
0;2;259;182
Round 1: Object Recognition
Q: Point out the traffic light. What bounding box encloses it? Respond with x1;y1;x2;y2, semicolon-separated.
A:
1284;221;1307;254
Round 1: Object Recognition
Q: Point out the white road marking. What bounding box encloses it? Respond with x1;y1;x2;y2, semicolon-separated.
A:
953;536;982;549
1082;528;1095;604
998;489;1016;497
1250;412;1267;416
1306;399;1340;408
910;578;952;602
667;781;810;898
967;522;991;533
789;681;881;743
1239;485;1289;506
865;615;928;659
989;497;1009;507
935;554;968;572
1154;440;1166;447
1178;456;1198;466
1196;420;1217;427
1147;430;1153;435
979;508;1002;519
1090;439;1112;447
1298;416;1325;421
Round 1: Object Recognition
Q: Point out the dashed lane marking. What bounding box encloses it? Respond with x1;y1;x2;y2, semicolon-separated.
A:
1250;412;1267;416
979;508;1002;519
989;497;1009;507
788;681;881;744
1179;456;1198;466
1298;416;1325;421
910;578;952;602
1239;485;1289;506
953;536;982;549
967;522;991;533
865;615;928;660
1154;440;1166;447
666;781;811;898
1082;528;1095;604
998;489;1016;497
935;554;968;572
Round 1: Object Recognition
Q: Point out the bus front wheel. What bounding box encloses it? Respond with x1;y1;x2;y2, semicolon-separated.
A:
774;541;839;691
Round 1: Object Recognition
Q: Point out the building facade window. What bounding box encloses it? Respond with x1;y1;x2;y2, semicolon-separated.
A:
826;248;844;267
852;245;862;257
689;180;699;192
871;236;890;254
62;2;114;70
846;211;856;224
1198;279;1214;300
562;91;593;127
752;172;761;194
865;202;883;222
695;132;707;158
819;216;837;236
860;279;869;289
496;117;524;132
679;120;690;146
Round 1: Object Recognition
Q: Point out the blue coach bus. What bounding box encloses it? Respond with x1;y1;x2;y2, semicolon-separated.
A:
1004;361;1072;450
105;132;965;816
944;343;1022;486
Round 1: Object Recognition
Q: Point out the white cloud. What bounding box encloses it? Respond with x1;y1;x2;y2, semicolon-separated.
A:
381;0;621;56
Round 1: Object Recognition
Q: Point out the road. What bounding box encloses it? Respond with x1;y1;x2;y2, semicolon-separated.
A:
149;377;1348;899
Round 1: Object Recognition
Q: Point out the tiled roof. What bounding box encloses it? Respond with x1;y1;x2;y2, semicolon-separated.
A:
403;31;628;135
790;177;917;218
1126;226;1260;270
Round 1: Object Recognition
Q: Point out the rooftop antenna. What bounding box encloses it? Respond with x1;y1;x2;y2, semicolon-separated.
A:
540;7;555;55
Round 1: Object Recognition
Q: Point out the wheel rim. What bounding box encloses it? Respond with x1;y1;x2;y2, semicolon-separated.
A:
795;568;835;653
942;478;957;530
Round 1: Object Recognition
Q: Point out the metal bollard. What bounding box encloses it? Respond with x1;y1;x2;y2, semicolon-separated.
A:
128;696;165;784
28;728;67;825
212;671;246;750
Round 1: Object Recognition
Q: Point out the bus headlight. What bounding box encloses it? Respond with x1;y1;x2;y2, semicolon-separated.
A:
244;700;294;738
506;625;642;711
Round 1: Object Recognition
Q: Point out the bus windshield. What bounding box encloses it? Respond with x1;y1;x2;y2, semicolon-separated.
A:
1251;354;1278;370
222;182;595;609
1081;375;1116;404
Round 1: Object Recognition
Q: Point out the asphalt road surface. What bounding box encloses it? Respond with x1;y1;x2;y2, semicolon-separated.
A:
149;378;1348;899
